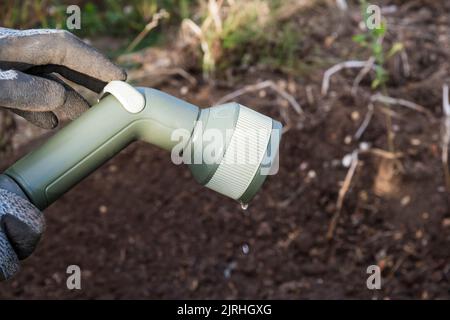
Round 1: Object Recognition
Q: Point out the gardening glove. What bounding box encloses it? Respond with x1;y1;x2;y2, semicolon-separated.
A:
0;27;127;129
0;188;44;281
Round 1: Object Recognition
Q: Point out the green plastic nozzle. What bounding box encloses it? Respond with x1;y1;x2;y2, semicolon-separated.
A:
3;83;282;210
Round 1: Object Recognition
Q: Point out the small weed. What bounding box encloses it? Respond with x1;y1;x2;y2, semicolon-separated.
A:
352;0;403;89
352;0;405;159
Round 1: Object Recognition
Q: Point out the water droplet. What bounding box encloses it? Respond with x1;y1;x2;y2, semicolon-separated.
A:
240;202;249;210
224;261;237;279
242;243;250;255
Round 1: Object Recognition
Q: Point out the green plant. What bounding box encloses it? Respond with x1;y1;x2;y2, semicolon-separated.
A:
352;0;403;89
352;0;405;159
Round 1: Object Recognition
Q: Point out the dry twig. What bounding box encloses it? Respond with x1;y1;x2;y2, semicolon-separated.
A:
126;9;169;53
442;84;450;192
215;80;303;115
354;103;375;139
362;148;402;160
321;60;377;96
327;150;359;240
370;93;433;118
326;146;402;240
352;57;376;96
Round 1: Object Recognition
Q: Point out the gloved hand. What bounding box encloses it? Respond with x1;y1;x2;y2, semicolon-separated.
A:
0;28;126;280
0;188;44;280
0;27;126;129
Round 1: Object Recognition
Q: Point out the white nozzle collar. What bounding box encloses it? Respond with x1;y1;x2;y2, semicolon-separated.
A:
205;105;273;200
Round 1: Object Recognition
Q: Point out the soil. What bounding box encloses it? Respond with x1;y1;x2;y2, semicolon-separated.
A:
0;0;449;299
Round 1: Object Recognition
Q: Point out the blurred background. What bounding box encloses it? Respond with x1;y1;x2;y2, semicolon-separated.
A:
0;0;449;299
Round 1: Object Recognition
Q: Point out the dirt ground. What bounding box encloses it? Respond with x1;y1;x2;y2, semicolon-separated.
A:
0;0;450;299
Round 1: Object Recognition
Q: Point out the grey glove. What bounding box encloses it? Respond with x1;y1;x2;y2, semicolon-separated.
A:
0;28;126;129
0;188;44;280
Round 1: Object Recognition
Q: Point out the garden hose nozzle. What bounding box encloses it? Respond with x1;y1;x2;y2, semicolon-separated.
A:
0;81;282;210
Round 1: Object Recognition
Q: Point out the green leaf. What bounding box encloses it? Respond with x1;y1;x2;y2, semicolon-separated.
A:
372;22;386;37
371;78;381;89
372;65;388;89
387;42;404;58
352;34;366;44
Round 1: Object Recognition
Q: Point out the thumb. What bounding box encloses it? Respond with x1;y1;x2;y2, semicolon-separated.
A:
2;214;42;260
0;188;44;281
0;229;20;281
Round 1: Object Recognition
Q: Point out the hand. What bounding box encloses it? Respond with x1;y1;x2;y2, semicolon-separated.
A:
0;188;44;281
0;28;126;129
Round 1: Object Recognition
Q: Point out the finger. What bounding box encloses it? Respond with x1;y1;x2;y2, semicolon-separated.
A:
0;69;66;112
0;189;44;262
0;28;126;92
26;64;113;93
0;70;90;126
0;189;44;236
58;89;90;120
0;230;19;281
10;109;58;129
1;214;41;260
0;188;43;281
39;74;90;120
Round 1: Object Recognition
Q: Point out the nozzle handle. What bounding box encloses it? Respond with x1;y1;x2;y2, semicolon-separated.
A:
4;87;199;210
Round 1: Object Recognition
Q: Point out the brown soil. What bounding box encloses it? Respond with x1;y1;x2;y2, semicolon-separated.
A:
0;0;450;299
